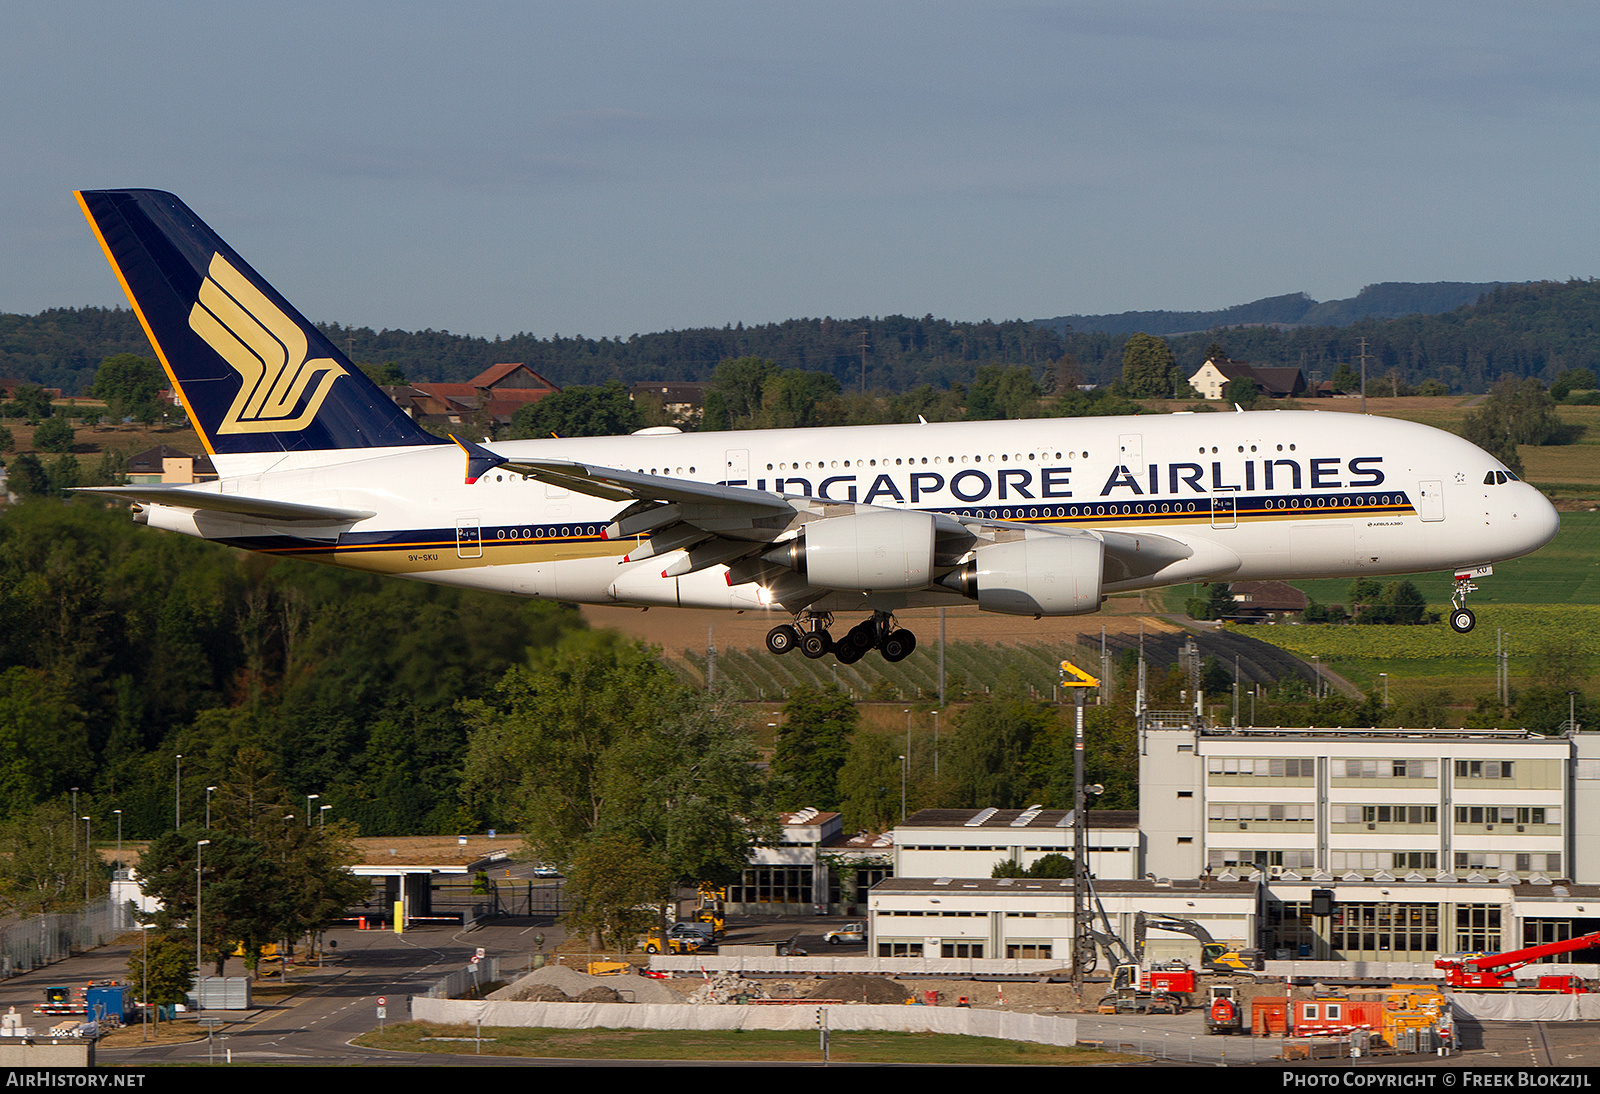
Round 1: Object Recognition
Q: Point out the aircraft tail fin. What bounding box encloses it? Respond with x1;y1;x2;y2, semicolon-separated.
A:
75;189;446;455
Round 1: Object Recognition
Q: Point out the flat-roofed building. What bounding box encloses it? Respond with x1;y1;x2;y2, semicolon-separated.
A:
892;806;1140;881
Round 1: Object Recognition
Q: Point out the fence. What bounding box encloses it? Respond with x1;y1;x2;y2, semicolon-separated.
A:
419;957;504;999
0;896;135;980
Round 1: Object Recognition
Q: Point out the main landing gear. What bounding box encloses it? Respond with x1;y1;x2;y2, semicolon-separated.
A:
765;611;918;663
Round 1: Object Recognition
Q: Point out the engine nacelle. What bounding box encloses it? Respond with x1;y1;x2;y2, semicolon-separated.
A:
766;509;937;591
940;534;1104;615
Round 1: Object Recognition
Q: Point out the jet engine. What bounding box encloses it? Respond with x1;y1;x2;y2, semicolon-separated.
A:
764;509;936;591
939;533;1104;615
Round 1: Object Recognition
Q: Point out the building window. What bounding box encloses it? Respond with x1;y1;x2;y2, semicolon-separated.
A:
729;866;813;905
1456;904;1503;953
1454;760;1514;779
941;943;984;958
877;942;922;957
1007;943;1053;959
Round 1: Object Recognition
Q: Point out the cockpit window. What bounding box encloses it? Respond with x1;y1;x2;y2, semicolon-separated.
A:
1484;471;1514;485
1484;472;1496;485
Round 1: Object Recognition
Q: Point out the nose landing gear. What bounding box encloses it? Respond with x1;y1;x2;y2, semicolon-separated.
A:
1449;566;1491;633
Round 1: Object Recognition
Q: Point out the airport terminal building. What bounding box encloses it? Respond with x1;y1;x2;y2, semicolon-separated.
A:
832;723;1600;965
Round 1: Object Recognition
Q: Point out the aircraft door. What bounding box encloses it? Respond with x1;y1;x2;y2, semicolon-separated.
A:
1417;480;1445;522
1210;489;1237;529
1118;434;1142;471
456;518;482;558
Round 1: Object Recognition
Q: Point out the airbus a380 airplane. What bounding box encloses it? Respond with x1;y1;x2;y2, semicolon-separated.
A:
74;189;1560;664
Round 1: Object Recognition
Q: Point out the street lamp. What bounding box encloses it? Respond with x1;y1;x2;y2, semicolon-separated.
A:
898;754;907;823
306;794;319;827
113;809;122;872
195;839;211;976
82;817;91;906
206;786;217;829
175;755;183;829
319;804;331;828
1379;673;1389;709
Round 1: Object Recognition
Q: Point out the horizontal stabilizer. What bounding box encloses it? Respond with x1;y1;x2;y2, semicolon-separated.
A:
74;485;375;524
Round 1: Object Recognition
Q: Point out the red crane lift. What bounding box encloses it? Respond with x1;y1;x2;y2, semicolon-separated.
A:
1435;930;1600;991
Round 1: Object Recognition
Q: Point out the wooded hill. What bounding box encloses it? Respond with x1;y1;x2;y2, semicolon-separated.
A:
5;279;1599;397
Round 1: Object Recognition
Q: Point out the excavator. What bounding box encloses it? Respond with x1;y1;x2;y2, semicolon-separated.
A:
1135;912;1265;973
1435;930;1600;992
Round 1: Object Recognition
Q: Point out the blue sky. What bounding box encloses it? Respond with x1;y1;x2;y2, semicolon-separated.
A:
5;1;1597;341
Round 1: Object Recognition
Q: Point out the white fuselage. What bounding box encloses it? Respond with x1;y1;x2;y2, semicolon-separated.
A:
146;409;1560;617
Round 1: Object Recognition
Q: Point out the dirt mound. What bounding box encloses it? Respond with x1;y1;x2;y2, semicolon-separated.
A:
573;985;626;1003
806;975;914;1004
501;981;569;1002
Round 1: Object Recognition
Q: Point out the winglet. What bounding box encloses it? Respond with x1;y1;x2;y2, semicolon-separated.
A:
450;434;507;485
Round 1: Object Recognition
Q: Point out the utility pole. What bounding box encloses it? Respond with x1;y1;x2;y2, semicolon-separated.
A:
1358;337;1371;414
1060;659;1101;995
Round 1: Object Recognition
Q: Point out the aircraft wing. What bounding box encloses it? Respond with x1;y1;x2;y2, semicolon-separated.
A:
455;438;1210;595
73;485;376;524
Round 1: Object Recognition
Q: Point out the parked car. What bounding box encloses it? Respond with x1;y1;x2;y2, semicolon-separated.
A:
824;922;865;945
668;922;717;947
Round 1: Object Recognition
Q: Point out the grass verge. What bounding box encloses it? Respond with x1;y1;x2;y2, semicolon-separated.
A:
354;1021;1137;1065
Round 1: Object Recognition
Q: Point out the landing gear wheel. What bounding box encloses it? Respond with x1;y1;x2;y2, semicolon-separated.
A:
844;619;878;652
835;641;867;665
800;630;834;659
881;630;917;662
766;624;801;655
1450;607;1476;634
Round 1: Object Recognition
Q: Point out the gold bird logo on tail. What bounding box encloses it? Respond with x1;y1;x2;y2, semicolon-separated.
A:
188;253;347;434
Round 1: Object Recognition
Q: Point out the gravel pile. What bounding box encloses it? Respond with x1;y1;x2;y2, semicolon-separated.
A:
488;963;683;1004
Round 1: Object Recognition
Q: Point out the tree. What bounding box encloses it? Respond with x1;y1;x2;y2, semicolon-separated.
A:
88;354;164;423
1461;376;1561;475
127;932;194;1007
137;826;289;976
1552;367;1596;401
563;832;671;950
761;369;841;429
460;634;771;940
943;687;1058;808
1221;376;1260;409
710;356;779;428
33;416;74;453
965;365;1042;420
357;361;409;386
509;381;644;439
0;798;104;915
836;732;902;833
1119;333;1179;398
771;686;858;811
7;384;53;423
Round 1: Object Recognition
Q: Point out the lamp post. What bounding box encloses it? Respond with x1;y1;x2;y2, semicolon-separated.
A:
1379;673;1389;709
175;755;183;829
195;839;211;976
113;809;122;872
306;794;319;827
898;755;907;823
319;804;331;828
82;817;91;906
206;786;217;829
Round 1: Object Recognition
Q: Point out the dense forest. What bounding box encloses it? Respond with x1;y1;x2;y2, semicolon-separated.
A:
6;279;1600;398
1038;281;1509;337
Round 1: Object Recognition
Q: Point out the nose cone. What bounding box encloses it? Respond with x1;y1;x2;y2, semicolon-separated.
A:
1514;483;1561;557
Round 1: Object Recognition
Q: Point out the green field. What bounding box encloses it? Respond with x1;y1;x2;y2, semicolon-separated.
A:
1280;509;1600;610
1233;510;1600;707
356;1022;1133;1065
